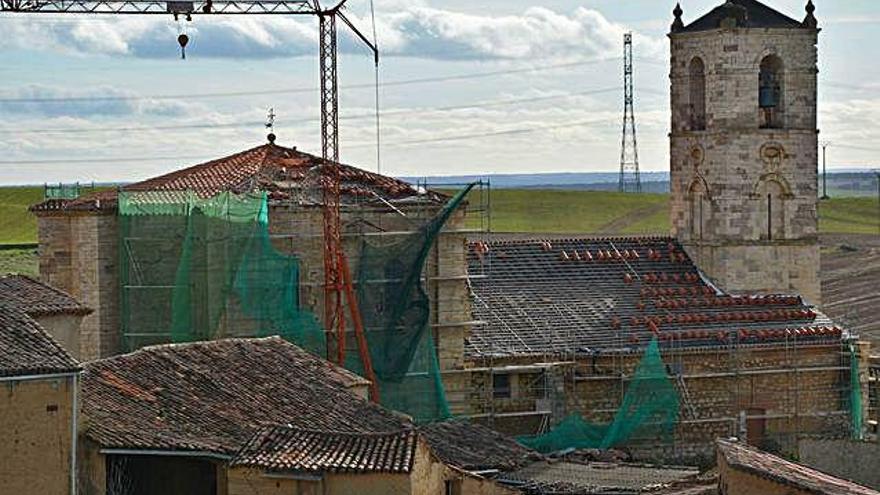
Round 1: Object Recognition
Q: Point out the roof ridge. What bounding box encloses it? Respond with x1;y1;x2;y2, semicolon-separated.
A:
86;336;285;364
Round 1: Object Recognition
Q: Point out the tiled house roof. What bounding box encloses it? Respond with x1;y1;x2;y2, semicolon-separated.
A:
81;337;406;455
467;237;841;358
717;439;880;495
0;274;92;317
678;0;806;33
232;426;418;474
31;143;446;213
419;419;538;471
499;461;699;494
0;306;80;377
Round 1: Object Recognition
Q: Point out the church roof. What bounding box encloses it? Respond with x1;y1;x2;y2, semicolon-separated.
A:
466;236;842;358
678;0;806;33
31;143;446;213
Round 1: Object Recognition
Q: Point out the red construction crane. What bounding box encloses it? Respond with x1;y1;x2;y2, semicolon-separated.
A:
1;0;381;401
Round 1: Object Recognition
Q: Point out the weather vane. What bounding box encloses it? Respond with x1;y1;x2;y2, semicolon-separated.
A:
266;107;276;143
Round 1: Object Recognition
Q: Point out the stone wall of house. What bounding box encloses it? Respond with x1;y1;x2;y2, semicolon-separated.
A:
37;212;120;360
798;438;880;490
717;448;812;495
0;376;75;495
227;436;514;495
33;313;86;360
669;26;821;304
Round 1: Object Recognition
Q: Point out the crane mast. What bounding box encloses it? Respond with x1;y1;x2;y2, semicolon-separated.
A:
0;0;380;401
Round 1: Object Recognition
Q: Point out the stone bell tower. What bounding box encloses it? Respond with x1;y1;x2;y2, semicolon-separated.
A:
668;0;821;303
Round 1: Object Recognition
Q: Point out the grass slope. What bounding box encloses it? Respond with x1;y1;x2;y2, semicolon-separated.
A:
0;186;43;245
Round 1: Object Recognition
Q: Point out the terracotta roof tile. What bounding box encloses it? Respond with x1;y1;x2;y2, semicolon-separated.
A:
0;306;80;377
82;337;406;455
419;419;538;471
717;439;880;495
0;274;92;317
468;236;841;357
31;143;446;213
232;426;418;474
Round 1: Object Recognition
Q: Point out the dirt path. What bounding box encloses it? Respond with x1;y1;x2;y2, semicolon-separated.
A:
595;205;662;234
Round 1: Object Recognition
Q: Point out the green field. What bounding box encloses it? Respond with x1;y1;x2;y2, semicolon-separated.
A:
2;187;877;244
0;186;43;245
461;189;878;235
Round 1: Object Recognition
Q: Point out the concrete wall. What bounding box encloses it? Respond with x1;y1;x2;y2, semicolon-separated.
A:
717;448;812;495
34;314;86;360
799;438;880;490
0;375;75;495
669;26;821;303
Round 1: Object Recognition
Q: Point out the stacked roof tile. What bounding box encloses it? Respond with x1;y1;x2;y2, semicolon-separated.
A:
0;274;92;317
31;143;445;213
467;237;841;357
717;439;880;495
0;305;80;377
82;337;406;455
677;0;806;33
232;426;418;474
419;419;538;471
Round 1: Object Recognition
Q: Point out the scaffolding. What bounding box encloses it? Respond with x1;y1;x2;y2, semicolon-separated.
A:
118;180;491;423
456;236;866;461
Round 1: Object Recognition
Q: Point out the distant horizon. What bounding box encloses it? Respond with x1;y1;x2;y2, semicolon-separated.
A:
2;167;876;188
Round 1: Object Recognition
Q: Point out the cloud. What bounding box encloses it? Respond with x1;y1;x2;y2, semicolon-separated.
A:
0;4;664;61
0;85;196;117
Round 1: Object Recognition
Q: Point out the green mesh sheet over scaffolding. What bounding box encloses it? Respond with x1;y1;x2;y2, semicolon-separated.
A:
119;190;325;354
518;337;680;453
850;343;863;440
348;184;474;423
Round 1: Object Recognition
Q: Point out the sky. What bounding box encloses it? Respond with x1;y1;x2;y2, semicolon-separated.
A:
0;0;879;184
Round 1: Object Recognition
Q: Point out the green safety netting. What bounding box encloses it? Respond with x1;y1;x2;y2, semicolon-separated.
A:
119;186;471;423
119;190;325;354
850;343;863;440
518;337;680;453
348;184;474;422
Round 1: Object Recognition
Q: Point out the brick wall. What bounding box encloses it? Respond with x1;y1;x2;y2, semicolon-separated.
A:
669;27;821;303
0;375;75;495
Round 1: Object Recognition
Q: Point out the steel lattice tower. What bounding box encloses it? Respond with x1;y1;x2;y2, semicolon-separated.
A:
619;33;641;193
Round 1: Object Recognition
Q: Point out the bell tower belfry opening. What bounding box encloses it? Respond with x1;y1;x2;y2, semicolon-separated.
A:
668;0;821;303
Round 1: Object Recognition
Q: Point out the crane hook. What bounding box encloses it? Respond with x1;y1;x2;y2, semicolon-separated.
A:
178;33;189;60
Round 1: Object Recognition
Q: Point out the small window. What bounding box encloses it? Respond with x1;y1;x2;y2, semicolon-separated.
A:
493;373;511;399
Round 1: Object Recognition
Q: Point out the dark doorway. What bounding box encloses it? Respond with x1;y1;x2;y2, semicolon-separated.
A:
745;408;766;447
106;455;218;495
